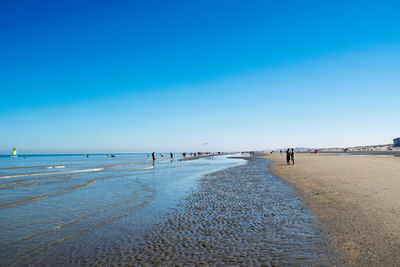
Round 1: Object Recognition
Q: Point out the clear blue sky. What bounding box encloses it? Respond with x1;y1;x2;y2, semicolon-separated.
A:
1;0;399;153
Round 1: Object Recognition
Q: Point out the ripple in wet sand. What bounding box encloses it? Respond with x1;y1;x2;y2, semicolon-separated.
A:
129;158;339;266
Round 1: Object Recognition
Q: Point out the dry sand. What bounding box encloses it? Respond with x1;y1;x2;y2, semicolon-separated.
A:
264;152;400;266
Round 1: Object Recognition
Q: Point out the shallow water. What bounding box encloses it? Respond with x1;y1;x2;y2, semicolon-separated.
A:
131;157;338;266
0;155;338;266
0;153;245;266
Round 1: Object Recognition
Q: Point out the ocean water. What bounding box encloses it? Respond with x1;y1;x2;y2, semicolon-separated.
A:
0;153;246;266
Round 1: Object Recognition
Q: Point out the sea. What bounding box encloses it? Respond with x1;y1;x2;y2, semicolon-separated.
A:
0;153;246;266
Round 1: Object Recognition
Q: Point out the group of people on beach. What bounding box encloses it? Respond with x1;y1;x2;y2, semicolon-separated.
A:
286;148;295;165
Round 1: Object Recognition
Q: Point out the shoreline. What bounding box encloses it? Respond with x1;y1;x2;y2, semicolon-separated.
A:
128;157;337;265
264;152;400;266
0;154;245;266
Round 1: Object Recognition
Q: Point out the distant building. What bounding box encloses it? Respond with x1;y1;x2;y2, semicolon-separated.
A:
394;138;400;147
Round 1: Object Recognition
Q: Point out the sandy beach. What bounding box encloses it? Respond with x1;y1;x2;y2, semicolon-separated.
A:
264;152;400;266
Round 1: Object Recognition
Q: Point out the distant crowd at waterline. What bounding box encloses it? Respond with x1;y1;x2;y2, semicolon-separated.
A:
150;151;216;162
7;147;222;160
7;149;298;166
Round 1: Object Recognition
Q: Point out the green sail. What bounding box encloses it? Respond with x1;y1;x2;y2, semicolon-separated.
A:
11;147;17;157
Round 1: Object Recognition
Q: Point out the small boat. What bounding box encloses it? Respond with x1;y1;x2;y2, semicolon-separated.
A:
11;146;17;157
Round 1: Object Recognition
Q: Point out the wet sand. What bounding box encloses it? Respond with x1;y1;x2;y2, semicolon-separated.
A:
264;152;400;266
130;158;338;266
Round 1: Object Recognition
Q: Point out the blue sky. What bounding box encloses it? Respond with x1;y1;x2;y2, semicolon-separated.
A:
1;0;399;153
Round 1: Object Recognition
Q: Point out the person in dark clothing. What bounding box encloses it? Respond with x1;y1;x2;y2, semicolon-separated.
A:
286;149;291;165
291;148;295;165
152;152;155;161
170;152;173;160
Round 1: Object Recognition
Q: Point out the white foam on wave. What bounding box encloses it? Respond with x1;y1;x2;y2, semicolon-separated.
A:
45;166;65;169
0;168;105;179
122;166;154;171
132;166;154;170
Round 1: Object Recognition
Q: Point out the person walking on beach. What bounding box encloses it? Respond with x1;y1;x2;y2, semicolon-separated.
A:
286;149;291;165
290;148;295;165
152;152;155;162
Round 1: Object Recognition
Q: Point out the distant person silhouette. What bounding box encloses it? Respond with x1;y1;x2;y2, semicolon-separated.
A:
170;152;173;160
152;152;155;162
291;148;295;165
286;149;290;165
